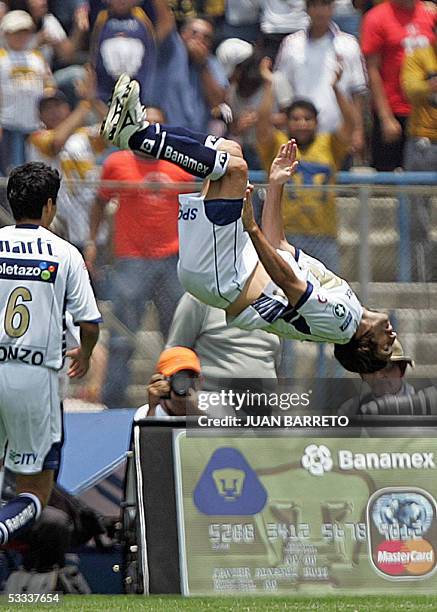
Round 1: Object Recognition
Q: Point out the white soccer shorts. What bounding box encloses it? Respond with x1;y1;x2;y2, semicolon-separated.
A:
0;364;62;474
177;193;258;309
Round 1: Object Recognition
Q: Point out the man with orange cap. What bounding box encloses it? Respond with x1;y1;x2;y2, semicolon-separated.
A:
142;346;202;417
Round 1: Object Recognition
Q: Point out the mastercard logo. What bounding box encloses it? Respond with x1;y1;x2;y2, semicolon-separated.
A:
376;539;435;577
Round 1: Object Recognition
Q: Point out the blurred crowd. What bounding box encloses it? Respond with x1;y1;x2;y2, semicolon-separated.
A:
0;0;433;174
0;0;435;407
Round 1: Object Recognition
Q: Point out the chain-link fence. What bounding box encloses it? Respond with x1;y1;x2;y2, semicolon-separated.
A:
0;176;436;408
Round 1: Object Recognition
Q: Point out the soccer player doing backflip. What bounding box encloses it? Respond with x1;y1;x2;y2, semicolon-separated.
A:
100;75;396;374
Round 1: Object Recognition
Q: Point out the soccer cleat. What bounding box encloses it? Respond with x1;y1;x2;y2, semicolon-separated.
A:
100;75;148;149
100;73;131;138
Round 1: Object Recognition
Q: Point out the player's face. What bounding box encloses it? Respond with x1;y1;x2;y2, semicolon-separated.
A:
369;311;397;359
287;108;317;146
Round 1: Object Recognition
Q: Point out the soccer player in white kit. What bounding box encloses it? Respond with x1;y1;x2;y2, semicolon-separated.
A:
0;162;101;544
101;75;396;374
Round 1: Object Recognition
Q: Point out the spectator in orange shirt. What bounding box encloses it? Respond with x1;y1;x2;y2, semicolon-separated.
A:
86;107;193;408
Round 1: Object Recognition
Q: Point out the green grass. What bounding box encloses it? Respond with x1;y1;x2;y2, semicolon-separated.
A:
3;595;437;612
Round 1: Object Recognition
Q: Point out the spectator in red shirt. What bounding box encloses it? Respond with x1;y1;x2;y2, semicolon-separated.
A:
361;0;435;170
86;107;193;408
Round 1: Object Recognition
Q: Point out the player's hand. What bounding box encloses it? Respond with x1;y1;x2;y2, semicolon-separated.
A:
242;185;258;233
66;347;90;379
381;115;402;143
147;373;171;411
259;57;274;84
269;139;299;185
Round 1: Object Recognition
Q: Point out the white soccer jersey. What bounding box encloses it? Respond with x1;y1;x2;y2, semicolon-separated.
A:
231;248;363;344
0;224;101;370
177;193;363;345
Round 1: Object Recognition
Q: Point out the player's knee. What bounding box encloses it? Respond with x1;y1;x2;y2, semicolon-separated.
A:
218;139;244;158
227;156;248;182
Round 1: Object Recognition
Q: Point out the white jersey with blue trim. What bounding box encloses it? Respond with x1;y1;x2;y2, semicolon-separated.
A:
0;224;101;370
231;248;363;344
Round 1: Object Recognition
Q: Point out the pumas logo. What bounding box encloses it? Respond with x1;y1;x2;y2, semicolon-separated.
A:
193;447;267;515
212;468;245;501
301;444;333;476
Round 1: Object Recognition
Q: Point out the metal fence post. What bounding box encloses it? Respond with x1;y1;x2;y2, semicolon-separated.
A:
358;186;370;304
397;191;411;282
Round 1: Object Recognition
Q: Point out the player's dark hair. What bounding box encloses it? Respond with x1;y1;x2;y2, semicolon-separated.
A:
285;99;318;120
7;162;61;221
334;333;390;374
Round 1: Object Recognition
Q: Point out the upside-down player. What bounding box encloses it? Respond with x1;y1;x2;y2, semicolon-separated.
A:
100;74;396;373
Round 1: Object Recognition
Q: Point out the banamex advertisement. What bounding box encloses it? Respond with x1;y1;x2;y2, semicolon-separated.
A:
174;433;437;595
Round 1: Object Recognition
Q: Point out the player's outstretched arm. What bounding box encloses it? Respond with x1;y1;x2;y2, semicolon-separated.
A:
262;139;298;252
243;186;306;306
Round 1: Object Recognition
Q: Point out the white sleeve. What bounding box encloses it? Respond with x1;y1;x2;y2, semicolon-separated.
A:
343;38;367;95
66;247;102;324
298;286;363;344
274;34;295;79
272;71;294;109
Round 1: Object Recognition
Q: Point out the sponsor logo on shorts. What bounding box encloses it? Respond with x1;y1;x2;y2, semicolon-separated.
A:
8;449;38;466
0;258;58;283
178;207;198;221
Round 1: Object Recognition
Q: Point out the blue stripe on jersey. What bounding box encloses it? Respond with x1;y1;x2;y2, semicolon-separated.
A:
251;294;287;323
0;258;59;283
252;281;314;335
